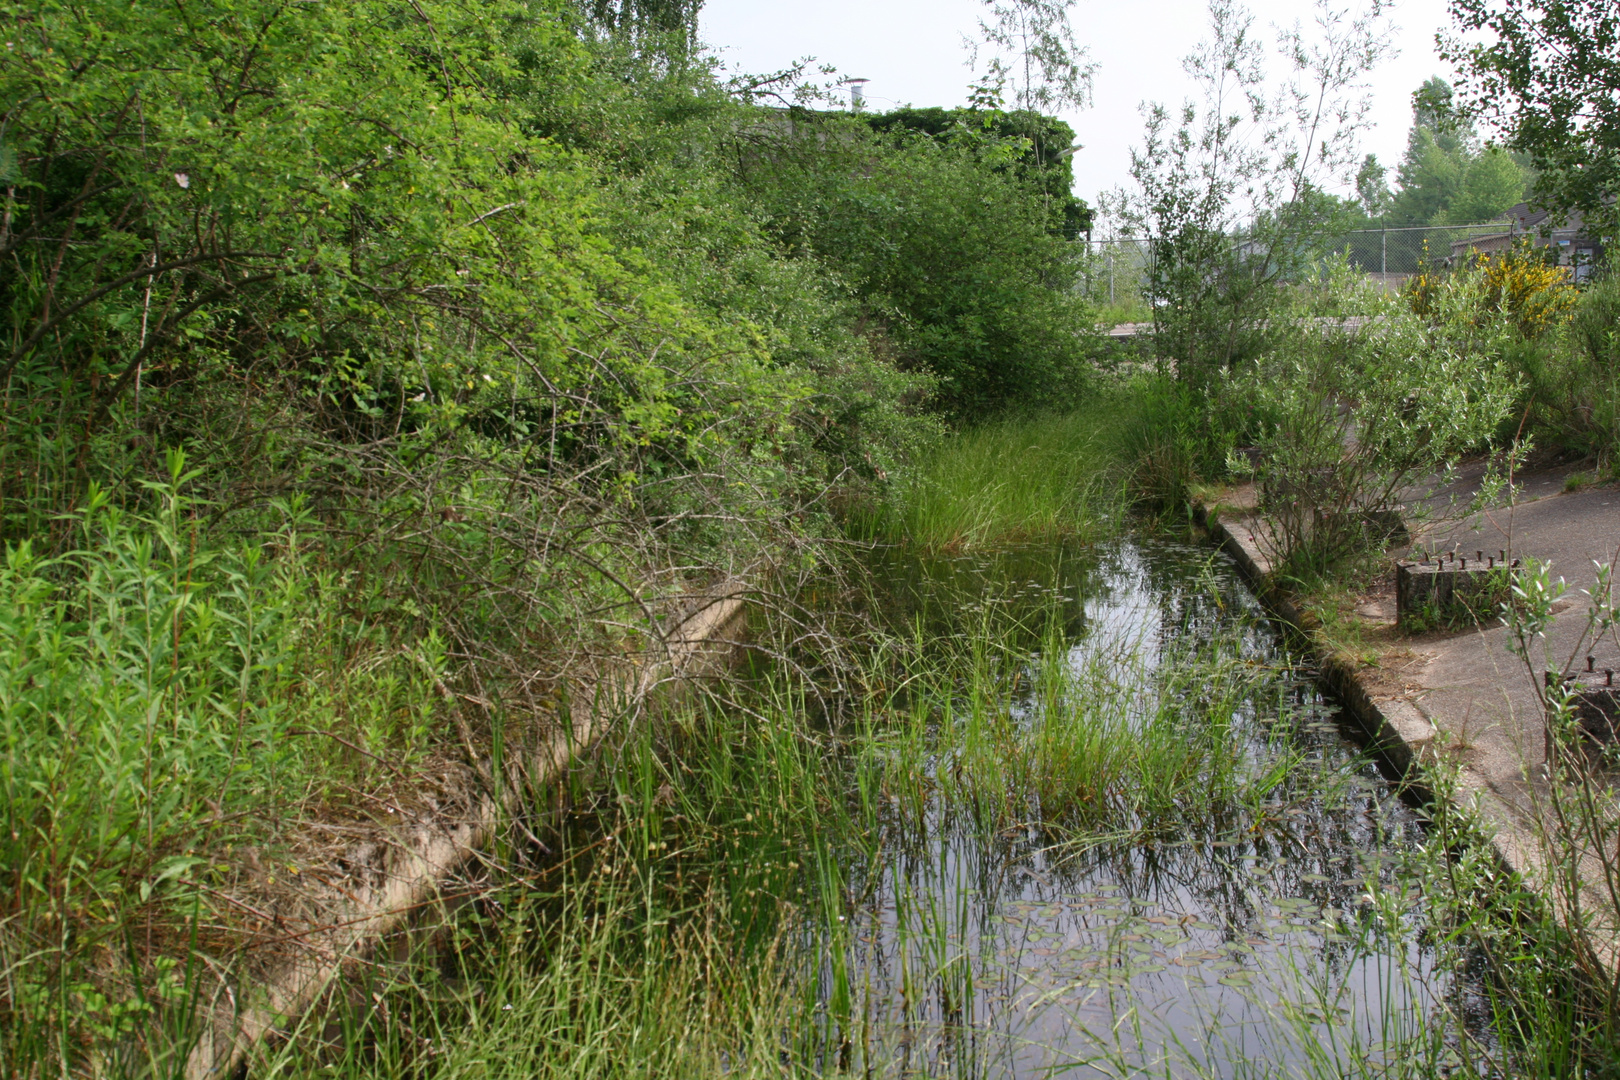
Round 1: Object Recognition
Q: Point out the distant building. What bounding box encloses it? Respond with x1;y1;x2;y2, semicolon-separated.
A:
1449;203;1605;281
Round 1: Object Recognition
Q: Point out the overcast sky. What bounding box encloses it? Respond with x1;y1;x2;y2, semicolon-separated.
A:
698;0;1457;213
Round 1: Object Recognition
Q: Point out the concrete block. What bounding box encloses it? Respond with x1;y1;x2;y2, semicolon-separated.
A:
1542;665;1620;772
1570;664;1620;745
1396;549;1518;630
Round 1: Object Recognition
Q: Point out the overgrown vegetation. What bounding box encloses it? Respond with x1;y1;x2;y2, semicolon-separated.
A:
1091;0;1620;1068
227;538;1620;1080
0;0;1111;1066
6;0;1618;1069
1106;0;1616;570
853;406;1128;550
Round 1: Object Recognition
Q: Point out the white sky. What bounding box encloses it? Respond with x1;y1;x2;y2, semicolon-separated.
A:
698;0;1457;212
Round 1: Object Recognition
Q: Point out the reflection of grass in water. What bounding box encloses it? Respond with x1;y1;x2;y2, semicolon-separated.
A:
260;544;1616;1080
866;593;1305;836
857;406;1129;551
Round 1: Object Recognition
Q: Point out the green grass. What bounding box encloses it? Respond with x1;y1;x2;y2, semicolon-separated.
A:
1093;299;1153;327
0;456;451;1073
859;405;1130;551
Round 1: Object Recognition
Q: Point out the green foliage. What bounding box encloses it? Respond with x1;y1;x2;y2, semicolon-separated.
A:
1386;78;1532;227
0;463;450;1067
1442;146;1531;225
1356;153;1394;217
741;112;1096;416
1443;0;1620;235
1507;270;1620;465
1240;267;1521;569
857;407;1128;550
584;0;704;38
1116;372;1242;512
861;107;1092;237
0;0;1101;1063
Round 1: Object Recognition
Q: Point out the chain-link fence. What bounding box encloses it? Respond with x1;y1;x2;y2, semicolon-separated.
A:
1080;238;1155;316
1082;221;1601;314
1322;222;1538;290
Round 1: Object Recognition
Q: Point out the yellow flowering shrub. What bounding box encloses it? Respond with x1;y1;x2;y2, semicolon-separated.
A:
1404;240;1578;338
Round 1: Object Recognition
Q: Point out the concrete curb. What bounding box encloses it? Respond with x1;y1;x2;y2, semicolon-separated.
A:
184;587;751;1079
1192;502;1540;882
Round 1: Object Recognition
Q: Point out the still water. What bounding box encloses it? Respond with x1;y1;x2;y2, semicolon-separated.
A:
806;536;1488;1078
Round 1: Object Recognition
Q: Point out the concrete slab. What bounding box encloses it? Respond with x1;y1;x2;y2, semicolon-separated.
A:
1198;467;1620;962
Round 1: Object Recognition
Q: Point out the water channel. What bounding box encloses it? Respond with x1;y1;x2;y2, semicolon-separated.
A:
302;532;1508;1080
799;535;1493;1078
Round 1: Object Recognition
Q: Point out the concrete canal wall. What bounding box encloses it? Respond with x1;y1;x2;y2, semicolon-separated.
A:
1196;469;1620;962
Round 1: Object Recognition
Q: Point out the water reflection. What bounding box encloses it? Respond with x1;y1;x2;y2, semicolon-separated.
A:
814;537;1484;1078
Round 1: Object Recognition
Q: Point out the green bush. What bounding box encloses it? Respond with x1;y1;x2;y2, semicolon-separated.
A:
739;114;1096;417
1511;271;1620;468
1240;269;1520;572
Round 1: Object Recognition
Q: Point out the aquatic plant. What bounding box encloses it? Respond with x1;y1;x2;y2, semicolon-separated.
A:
858;407;1130;551
227;537;1613;1080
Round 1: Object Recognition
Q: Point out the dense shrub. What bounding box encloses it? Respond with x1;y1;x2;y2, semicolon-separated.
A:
1401;247;1619;470
1241;270;1520;570
1404;243;1579;338
0;0;1098;1062
737;113;1096;417
1512;270;1620;467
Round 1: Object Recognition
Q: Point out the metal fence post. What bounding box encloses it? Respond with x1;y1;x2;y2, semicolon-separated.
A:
1380;219;1386;285
1108;244;1114;307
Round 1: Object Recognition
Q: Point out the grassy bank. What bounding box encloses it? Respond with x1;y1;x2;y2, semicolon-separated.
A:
0;0;1114;1062
856;405;1132;551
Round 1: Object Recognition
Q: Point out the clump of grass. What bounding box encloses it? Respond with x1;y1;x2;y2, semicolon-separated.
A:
0;456;452;1073
861;405;1130;551
862;560;1306;840
1094;300;1153;327
1114;372;1240;514
255;872;813;1080
248;666;862;1079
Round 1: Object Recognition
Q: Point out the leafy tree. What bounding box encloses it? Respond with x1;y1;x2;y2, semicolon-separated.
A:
739;113;1094;415
1117;0;1394;387
1356;153;1394;216
586;0;703;35
968;0;1096;115
1385;76;1530;225
1442;145;1530;223
1389;78;1469;223
1390;126;1466;224
1442;0;1620;233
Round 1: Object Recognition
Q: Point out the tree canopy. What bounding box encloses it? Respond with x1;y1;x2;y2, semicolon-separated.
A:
1442;0;1620;232
1368;77;1533;226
